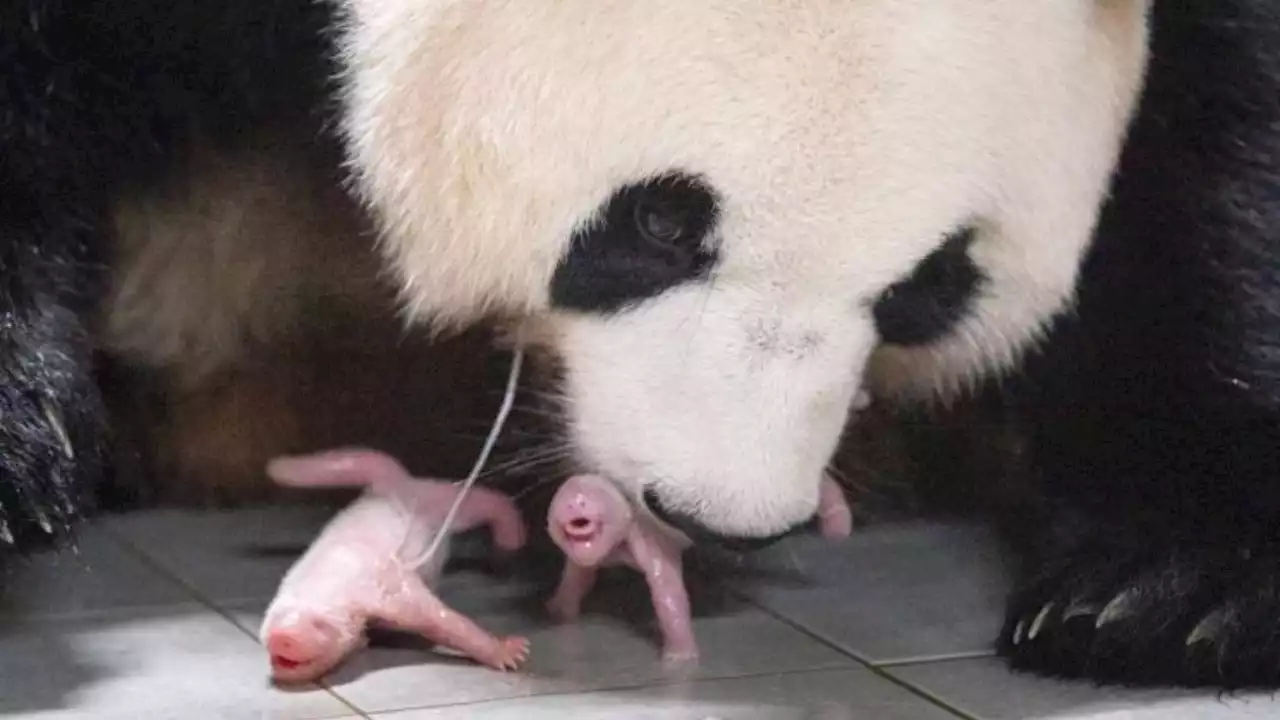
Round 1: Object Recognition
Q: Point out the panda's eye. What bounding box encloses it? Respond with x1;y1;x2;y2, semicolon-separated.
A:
871;226;985;347
550;172;721;314
635;199;692;249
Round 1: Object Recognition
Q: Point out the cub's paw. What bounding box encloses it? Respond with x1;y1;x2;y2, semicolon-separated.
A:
660;644;700;664
999;532;1280;689
486;636;531;671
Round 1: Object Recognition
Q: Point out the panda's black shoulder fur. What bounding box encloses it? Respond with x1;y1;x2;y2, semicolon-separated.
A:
0;0;336;568
996;0;1280;688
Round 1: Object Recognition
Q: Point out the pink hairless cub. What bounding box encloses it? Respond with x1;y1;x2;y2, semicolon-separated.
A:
545;474;853;663
259;448;530;684
817;474;853;539
545;473;698;662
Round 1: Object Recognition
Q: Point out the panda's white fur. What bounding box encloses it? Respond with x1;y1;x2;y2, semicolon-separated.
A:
336;0;1150;538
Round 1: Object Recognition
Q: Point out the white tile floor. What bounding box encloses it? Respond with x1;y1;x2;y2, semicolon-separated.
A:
1;508;1276;719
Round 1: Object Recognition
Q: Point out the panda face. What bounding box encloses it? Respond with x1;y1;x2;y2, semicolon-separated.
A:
338;0;1150;541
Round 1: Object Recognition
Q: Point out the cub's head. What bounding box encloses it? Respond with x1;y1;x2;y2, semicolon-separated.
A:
335;0;1150;545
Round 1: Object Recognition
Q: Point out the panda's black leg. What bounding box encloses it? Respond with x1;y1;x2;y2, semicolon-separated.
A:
995;309;1280;688
991;0;1280;688
1;22;111;564
0;197;109;567
997;508;1280;688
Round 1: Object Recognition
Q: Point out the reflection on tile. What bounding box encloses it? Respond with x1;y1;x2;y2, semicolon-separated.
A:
104;505;524;607
376;667;959;719
286;575;856;714
103;505;340;604
216;563;536;636
732;522;1009;664
0;607;353;720
0;524;196;621
891;657;1280;720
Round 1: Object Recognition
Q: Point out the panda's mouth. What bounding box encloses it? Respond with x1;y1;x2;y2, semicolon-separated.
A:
640;488;798;552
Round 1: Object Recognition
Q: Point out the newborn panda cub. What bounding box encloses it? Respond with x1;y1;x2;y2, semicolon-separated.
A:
546;473;852;662
259;449;529;684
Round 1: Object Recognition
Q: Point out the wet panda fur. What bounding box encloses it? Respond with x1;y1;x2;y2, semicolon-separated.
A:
3;0;1280;691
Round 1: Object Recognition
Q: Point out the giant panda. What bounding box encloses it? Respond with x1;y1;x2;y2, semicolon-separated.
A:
2;0;1278;690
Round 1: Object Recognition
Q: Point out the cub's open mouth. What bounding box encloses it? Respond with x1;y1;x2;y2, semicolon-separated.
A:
271;655;303;670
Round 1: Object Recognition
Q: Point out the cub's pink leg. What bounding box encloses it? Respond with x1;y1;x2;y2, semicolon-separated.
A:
630;532;698;662
817;476;853;539
546;562;599;623
448;485;527;552
375;574;530;671
389;482;526;552
267;448;411;493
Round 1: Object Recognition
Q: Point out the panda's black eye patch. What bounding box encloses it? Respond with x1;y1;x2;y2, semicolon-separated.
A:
550;172;719;314
871;227;986;347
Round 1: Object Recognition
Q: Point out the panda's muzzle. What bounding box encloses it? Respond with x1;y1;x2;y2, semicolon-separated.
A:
641;489;802;552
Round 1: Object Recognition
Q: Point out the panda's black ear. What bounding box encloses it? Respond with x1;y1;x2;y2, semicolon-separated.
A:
871;227;986;347
550;172;720;315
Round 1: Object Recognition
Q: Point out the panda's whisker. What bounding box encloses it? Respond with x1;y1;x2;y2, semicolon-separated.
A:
510;472;570;501
825;463;869;495
785;545;806;575
507;402;566;424
522;388;571;409
481;455;568;484
481;443;570;471
476;444;573;482
446;427;558;443
481;440;558;461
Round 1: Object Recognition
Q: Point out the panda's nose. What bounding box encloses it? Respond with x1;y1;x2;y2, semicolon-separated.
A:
641;489;799;552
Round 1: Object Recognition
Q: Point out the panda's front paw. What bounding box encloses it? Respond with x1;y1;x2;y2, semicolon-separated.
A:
999;529;1280;689
0;363;104;560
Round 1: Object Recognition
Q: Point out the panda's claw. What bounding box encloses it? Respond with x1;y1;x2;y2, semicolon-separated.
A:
1061;599;1101;622
40;397;75;461
999;524;1280;689
1094;588;1140;629
1186;607;1232;648
1027;601;1055;641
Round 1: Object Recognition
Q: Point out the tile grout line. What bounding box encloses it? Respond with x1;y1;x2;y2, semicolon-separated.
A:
728;585;879;666
868;669;985;720
367;664;885;716
100;525;374;719
877;650;998;667
731;587;982;720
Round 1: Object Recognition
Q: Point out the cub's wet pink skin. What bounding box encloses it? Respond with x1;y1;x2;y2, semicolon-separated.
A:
817;387;865;540
816;474;853;539
545;474;853;663
545;473;697;662
259;448;530;684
